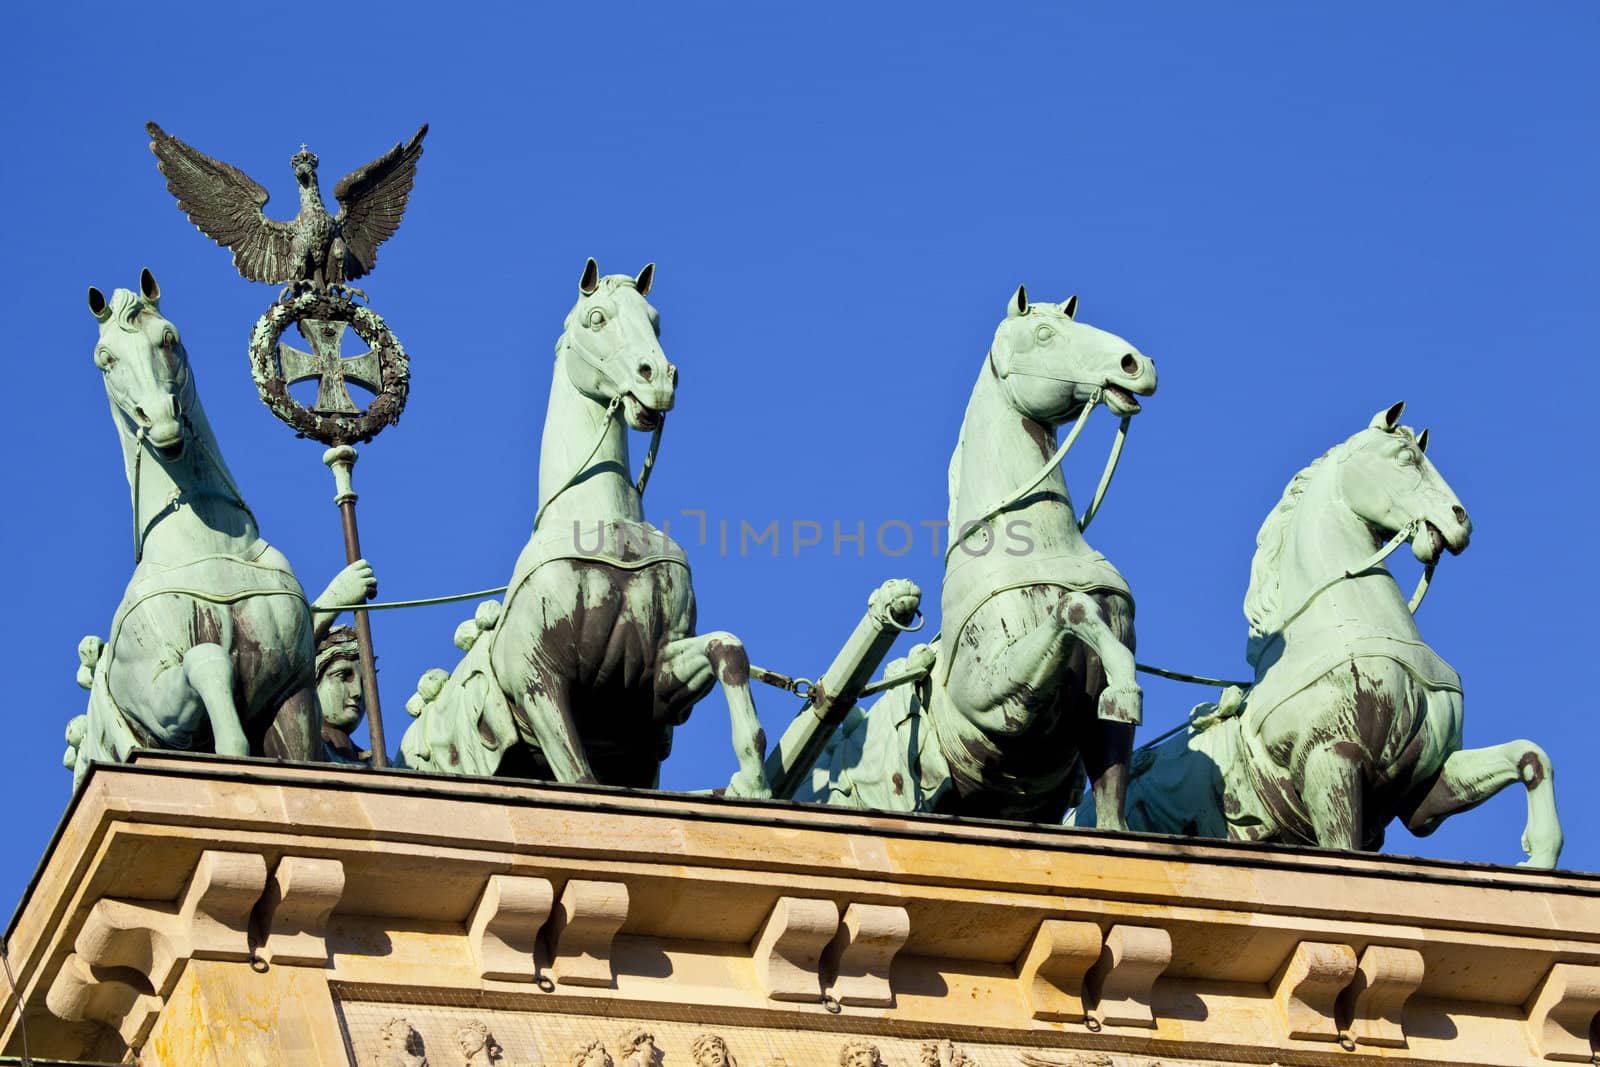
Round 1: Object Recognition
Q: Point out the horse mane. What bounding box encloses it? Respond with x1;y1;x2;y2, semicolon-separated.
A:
1242;441;1347;667
106;288;149;332
945;423;966;533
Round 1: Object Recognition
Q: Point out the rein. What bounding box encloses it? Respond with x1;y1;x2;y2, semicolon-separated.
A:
1132;520;1441;750
944;386;1132;566
129;413;258;563
320;390;664;612
532;336;669;534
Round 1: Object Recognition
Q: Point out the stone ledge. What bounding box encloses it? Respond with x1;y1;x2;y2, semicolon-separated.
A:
2;756;1595;1066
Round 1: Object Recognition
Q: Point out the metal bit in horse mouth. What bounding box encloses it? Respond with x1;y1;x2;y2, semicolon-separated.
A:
1103;385;1143;415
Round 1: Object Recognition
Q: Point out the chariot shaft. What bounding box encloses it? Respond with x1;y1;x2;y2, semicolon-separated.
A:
764;581;921;799
324;446;389;767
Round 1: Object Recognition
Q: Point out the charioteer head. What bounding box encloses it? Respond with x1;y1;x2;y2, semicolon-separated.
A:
317;626;370;763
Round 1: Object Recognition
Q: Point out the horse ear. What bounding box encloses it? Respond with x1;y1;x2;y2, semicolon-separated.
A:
139;268;160;307
1417;427;1430;453
1061;294;1078;319
579;257;600;295
87;286;111;322
1370;400;1405;431
634;262;655;297
1007;284;1028;318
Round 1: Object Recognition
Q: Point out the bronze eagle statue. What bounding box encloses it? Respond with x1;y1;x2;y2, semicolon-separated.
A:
146;122;428;299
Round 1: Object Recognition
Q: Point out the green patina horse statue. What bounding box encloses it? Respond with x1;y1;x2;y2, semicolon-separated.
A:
67;271;373;786
1080;403;1563;867
795;285;1157;825
398;259;769;794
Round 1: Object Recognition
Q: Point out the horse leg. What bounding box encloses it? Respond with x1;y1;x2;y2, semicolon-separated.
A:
1401;741;1562;867
1302;743;1364;850
1079;717;1137;832
262;684;321;761
513;667;598;784
946;613;1077;734
950;590;1139;733
1054;591;1141;725
658;631;771;799
182;644;247;757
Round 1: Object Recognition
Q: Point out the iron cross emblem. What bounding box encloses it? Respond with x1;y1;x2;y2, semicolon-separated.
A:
279;318;382;415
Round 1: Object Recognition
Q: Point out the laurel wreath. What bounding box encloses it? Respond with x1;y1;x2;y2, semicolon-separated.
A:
248;291;411;446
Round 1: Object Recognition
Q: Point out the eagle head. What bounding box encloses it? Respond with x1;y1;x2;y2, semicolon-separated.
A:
292;144;320;185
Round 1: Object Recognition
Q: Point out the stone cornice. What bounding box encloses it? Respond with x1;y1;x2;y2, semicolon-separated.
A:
2;755;1596;1064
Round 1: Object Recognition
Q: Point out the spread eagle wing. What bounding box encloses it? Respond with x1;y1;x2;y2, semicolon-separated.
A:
145;122;298;285
333;123;428;281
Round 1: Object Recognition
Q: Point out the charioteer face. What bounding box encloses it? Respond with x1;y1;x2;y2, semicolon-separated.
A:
317;653;364;731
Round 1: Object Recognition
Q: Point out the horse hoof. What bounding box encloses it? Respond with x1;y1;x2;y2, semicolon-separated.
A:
1098;684;1142;725
725;773;772;800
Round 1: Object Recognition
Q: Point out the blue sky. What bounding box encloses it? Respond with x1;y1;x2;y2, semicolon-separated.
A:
2;3;1595;910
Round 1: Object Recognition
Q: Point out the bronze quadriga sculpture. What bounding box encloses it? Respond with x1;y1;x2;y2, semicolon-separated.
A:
400;260;770;795
797;286;1157;828
58;121;1566;874
67;271;374;785
1083;404;1563;866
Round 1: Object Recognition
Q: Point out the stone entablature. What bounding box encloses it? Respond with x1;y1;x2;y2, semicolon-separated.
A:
2;754;1596;1065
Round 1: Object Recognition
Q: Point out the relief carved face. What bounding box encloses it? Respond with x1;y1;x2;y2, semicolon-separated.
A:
690;1035;730;1067
840;1043;884;1067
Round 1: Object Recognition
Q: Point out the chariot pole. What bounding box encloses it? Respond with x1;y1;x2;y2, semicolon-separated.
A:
324;446;389;767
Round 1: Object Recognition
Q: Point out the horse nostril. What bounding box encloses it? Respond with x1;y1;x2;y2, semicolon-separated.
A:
637;362;653;382
134;406;152;425
1120;354;1139;376
1452;505;1468;526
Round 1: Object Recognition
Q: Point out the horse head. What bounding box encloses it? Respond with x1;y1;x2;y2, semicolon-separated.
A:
559;257;676;431
1338;401;1472;563
988;285;1157;422
87;269;192;459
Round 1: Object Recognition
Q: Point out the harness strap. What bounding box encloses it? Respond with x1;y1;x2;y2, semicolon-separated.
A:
1273;519;1422;635
945;388;1104;566
1133;522;1443;751
1078;415;1131;534
531;394;666;534
532;395;622;533
129;408;258;563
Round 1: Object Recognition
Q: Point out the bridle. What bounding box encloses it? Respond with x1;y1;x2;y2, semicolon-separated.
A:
532;332;666;533
944;350;1134;565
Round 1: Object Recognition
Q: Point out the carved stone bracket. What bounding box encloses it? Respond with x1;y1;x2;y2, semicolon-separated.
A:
43;955;165;1049
1338;944;1424;1048
1016;919;1103;1022
1524;961;1600;1062
1085;924;1172;1028
469;874;555;983
1270;940;1358;1041
548;879;629;988
823;902;910;1008
752;896;840;1002
45;849;267;1047
259;855;346;966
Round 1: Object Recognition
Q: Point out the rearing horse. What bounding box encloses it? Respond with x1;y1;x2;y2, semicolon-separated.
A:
798;285;1157;825
1100;404;1563;866
399;259;769;794
72;270;372;783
